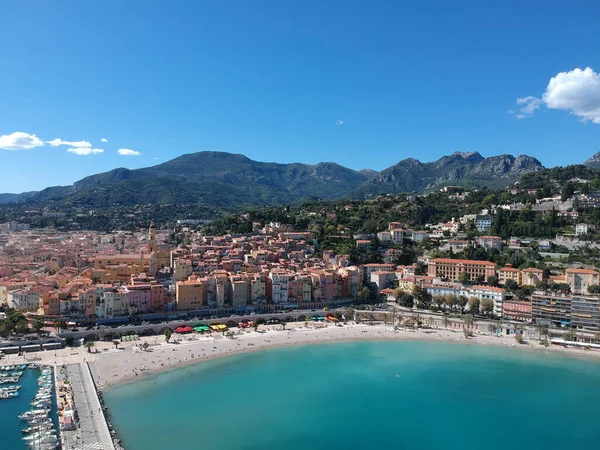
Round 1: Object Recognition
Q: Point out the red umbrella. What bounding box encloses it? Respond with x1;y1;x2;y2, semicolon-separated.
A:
174;327;186;333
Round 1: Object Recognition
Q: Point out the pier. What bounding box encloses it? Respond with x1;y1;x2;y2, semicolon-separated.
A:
58;363;115;450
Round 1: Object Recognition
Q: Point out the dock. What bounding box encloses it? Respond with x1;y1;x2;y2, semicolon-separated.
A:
57;363;115;450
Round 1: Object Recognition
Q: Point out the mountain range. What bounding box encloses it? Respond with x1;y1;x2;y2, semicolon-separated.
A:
0;151;546;208
584;151;600;168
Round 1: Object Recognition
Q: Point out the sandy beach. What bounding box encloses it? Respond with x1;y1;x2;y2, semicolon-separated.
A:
6;321;600;391
77;321;600;391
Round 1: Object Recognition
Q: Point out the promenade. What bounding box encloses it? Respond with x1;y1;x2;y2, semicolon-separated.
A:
59;363;115;450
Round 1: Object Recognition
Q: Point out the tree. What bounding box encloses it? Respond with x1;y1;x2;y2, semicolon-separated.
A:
84;341;95;353
504;279;519;291
446;295;458;312
475;275;485;284
463;316;474;329
31;319;45;334
515;334;524;344
393;288;405;302
112;340;120;350
399;294;414;308
563;327;577;342
458;272;470;284
140;341;151;351
442;314;450;330
435;295;446;310
345;308;355;321
468;297;480;316
588;285;600;294
412;285;431;310
487;323;496;336
164;328;172;343
480;299;494;317
253;322;261;332
457;295;468;314
358;287;370;302
487;276;498;287
281;322;287;331
494;320;503;335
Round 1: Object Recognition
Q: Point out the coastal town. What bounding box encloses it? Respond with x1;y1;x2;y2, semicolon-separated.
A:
3;184;600;449
1;208;600;334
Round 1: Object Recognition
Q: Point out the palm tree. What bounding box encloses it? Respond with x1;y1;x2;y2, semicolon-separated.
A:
494;320;503;335
164;328;172;343
536;323;544;339
442;313;450;330
488;323;496;336
84;341;95;353
253;322;260;333
281;322;287;331
464;316;474;329
563;327;577;342
112;340;120;350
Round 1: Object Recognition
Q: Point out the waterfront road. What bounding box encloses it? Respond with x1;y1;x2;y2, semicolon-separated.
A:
63;363;115;450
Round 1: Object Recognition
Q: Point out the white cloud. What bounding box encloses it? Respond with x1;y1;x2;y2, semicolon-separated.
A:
118;148;141;156
67;147;104;156
514;96;543;119
101;138;108;143
0;132;44;150
335;120;344;125
543;67;600;124
46;138;92;148
512;67;600;124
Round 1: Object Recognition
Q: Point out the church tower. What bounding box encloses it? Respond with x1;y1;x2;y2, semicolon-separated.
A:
148;220;156;255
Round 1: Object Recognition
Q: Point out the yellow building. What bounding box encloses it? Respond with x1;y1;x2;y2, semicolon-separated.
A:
427;258;497;282
498;265;521;285
566;268;600;293
175;278;204;310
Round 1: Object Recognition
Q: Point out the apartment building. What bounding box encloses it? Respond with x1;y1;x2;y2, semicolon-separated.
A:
269;269;290;304
501;299;532;322
498;265;521;285
531;292;572;327
571;296;600;330
470;285;505;316
427;258;497;282
176;278;204;310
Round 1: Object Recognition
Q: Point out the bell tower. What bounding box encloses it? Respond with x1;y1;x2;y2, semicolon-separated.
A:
148;220;156;255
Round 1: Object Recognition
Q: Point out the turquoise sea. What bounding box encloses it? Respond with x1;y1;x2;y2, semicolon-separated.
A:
104;341;600;450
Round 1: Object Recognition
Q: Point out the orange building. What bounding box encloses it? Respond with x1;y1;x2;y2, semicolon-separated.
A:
427;258;497;282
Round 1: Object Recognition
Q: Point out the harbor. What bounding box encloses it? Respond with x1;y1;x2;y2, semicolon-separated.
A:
18;365;59;449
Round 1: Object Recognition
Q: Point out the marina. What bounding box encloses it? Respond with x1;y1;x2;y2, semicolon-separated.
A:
18;365;59;449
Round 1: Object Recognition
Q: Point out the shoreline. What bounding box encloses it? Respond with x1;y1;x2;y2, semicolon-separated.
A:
87;323;600;393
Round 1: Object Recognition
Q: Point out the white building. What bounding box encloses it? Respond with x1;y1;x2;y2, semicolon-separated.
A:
7;289;40;311
576;224;589;235
475;215;493;232
469;286;506;316
269;269;290;304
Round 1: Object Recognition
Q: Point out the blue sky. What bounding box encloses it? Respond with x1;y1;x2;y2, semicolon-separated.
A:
1;0;600;193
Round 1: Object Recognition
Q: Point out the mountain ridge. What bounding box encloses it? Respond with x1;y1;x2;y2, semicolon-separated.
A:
0;150;547;207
